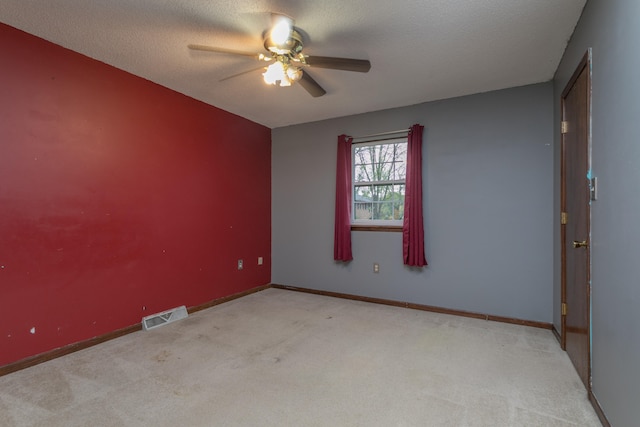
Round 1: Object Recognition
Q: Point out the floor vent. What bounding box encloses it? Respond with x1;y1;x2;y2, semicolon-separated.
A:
142;306;188;331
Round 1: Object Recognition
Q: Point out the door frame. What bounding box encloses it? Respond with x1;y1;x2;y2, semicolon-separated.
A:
560;49;592;386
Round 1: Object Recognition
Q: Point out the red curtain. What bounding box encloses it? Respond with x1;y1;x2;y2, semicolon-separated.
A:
334;134;353;261
403;124;427;266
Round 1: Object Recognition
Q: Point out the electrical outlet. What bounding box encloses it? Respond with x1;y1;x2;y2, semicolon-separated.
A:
258;257;263;265
237;259;243;270
373;262;380;273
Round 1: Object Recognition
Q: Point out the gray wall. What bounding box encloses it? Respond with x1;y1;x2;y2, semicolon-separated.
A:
273;83;554;323
553;0;640;424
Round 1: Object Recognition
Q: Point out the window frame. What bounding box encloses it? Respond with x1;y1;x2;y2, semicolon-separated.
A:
351;137;407;230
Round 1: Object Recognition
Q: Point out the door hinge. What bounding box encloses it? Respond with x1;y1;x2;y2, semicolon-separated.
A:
561;121;569;134
562;303;567;316
561;212;568;225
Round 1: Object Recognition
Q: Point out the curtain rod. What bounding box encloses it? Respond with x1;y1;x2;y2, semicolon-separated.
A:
350;128;409;141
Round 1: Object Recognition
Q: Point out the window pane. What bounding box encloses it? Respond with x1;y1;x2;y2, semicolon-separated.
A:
392;159;406;180
354;202;372;220
378;161;395;182
372;201;395;220
354;163;375;183
394;187;405;220
391;184;405;220
353;146;375;166
354;142;407;184
371;183;393;202
355;185;373;201
393;143;407;180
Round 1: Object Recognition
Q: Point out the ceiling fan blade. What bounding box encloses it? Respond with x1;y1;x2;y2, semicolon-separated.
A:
219;65;266;82
305;56;371;73
188;44;263;60
298;71;326;97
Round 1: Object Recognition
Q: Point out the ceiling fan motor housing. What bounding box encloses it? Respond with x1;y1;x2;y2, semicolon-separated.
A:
264;29;304;56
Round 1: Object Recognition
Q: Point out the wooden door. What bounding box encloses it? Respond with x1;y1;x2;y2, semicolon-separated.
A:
560;51;591;390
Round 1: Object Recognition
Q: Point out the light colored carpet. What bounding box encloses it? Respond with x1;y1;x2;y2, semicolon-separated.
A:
0;288;601;426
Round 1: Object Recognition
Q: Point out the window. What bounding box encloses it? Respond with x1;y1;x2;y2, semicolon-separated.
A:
352;138;407;226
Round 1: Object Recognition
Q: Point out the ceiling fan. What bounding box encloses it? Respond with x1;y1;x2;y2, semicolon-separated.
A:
188;14;371;97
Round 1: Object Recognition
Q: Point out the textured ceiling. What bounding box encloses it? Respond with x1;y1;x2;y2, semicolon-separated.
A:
0;0;586;128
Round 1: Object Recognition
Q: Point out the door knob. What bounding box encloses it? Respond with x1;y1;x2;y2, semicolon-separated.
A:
572;240;588;248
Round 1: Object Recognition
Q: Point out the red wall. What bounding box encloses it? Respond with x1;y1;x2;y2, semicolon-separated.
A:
0;23;271;366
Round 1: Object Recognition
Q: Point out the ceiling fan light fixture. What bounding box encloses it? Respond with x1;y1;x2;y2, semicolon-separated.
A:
263;61;289;86
263;58;302;87
270;16;293;45
286;66;302;81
